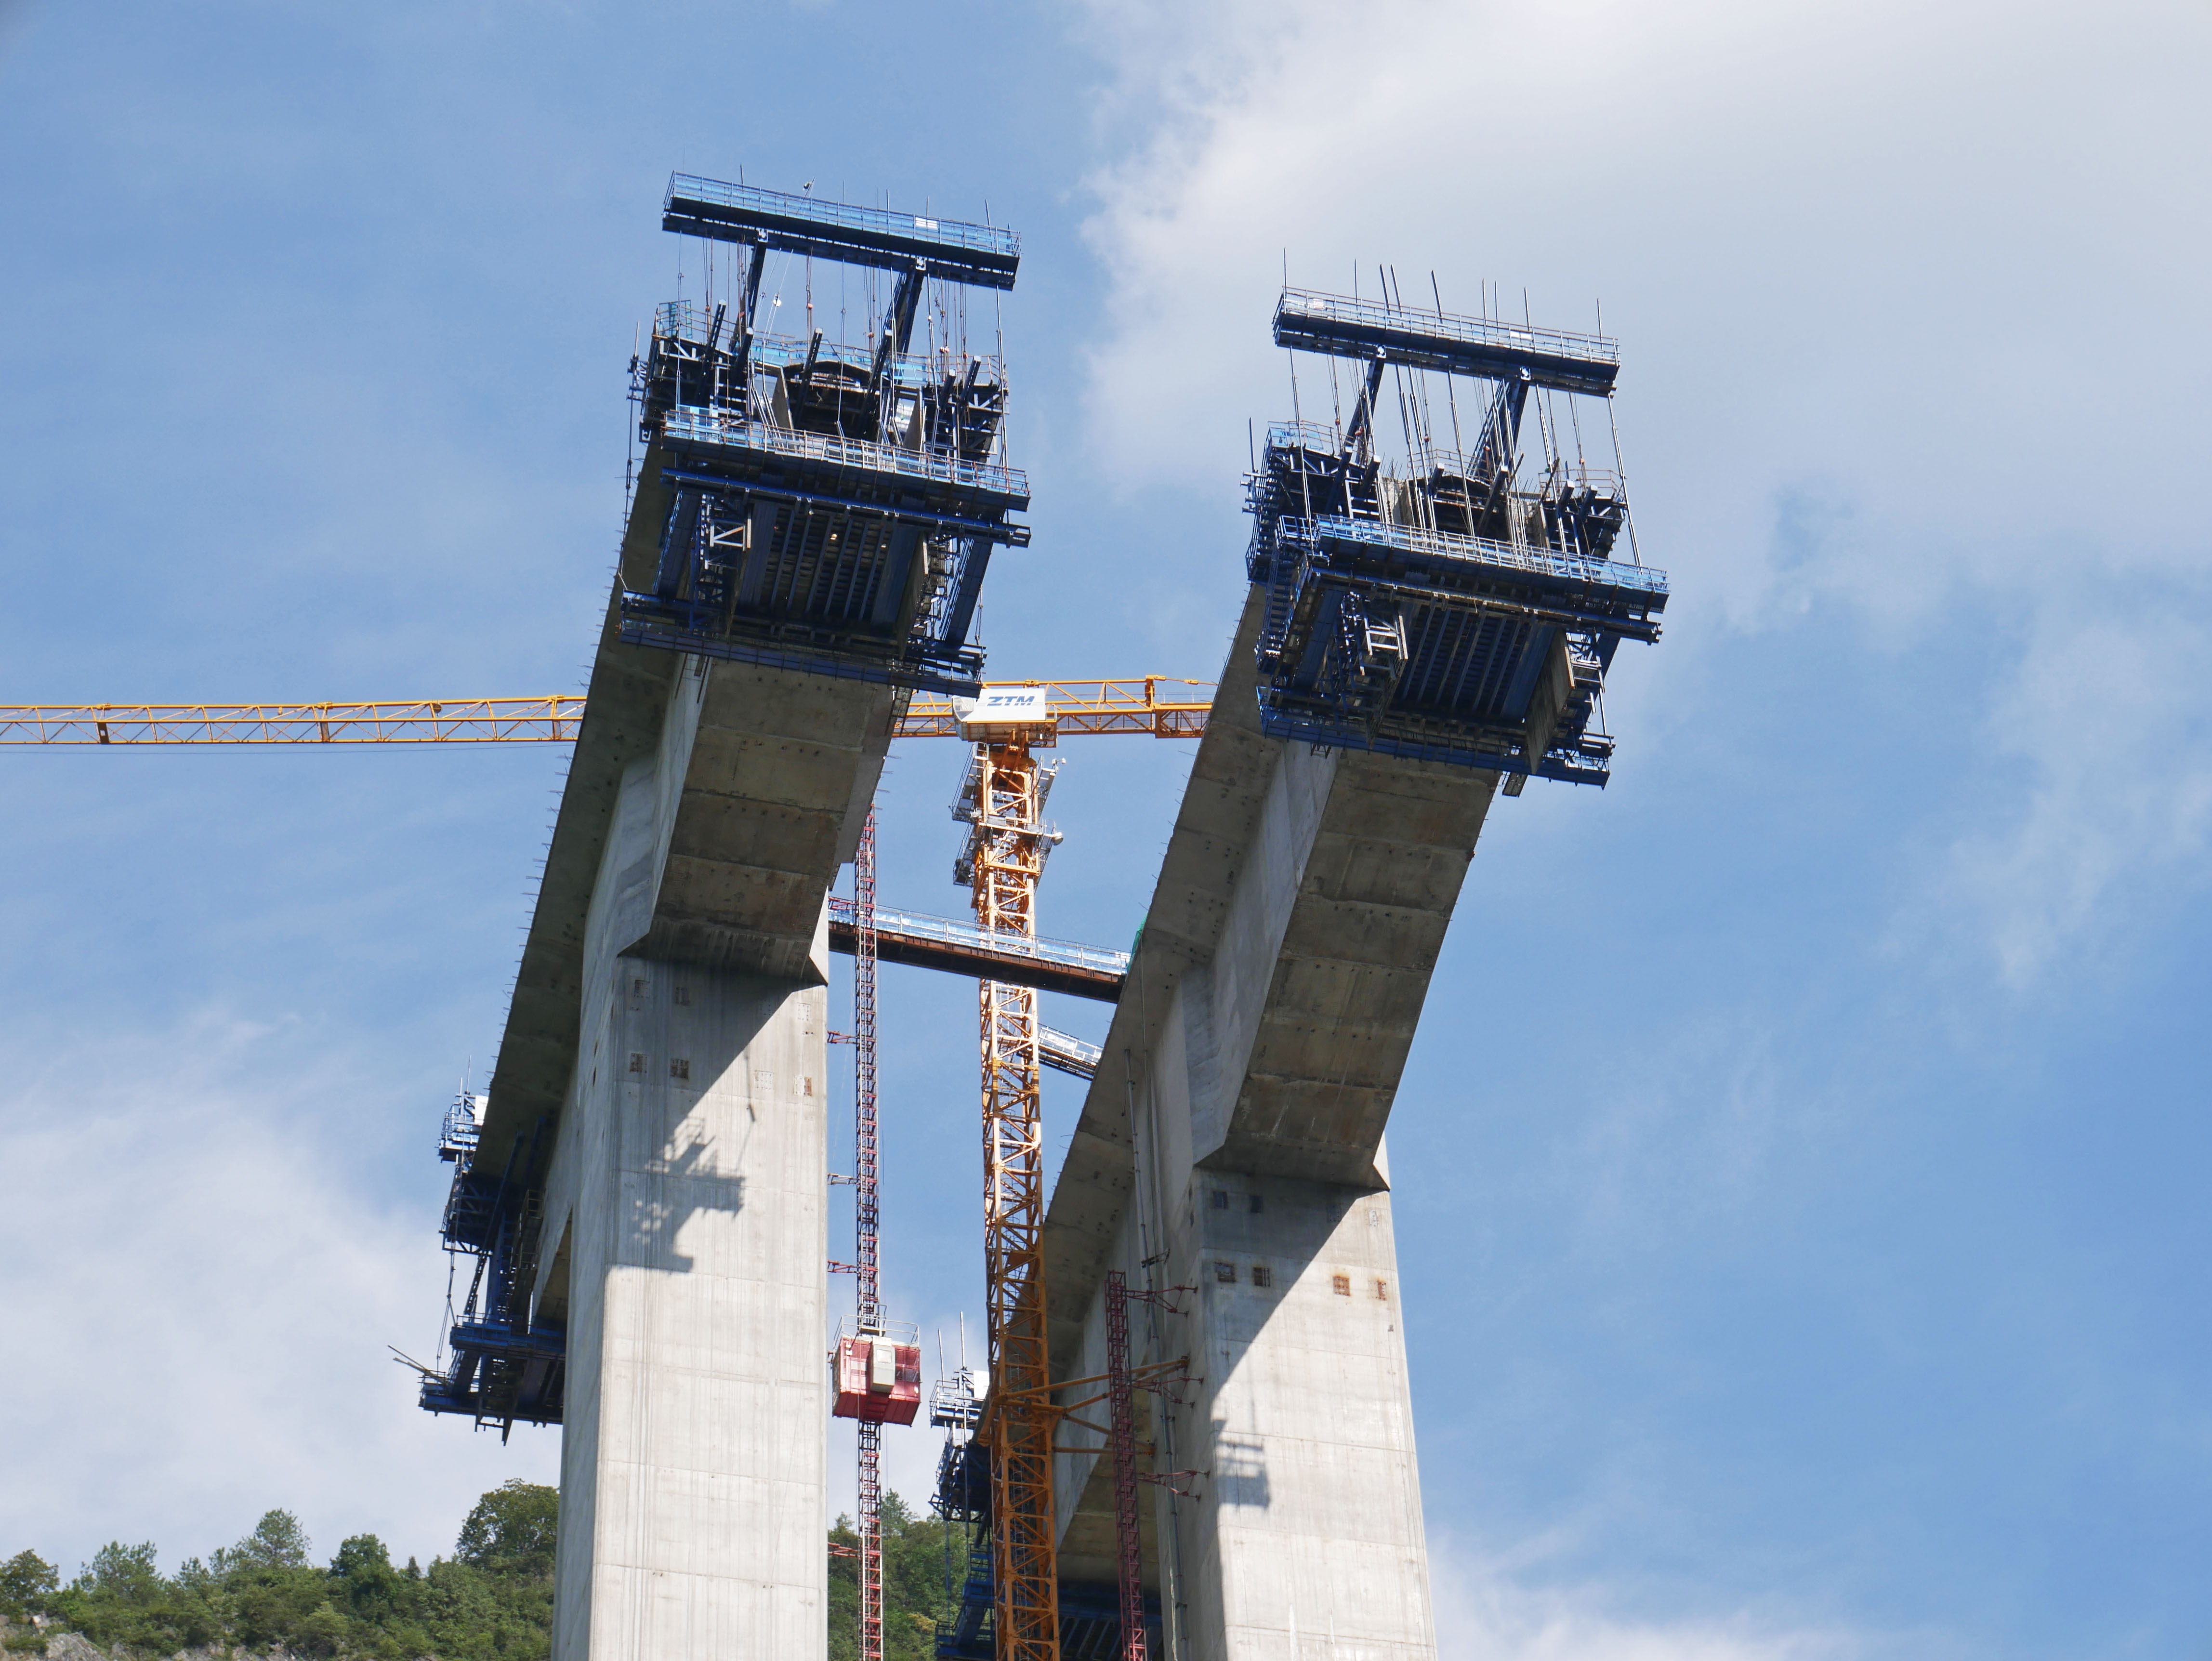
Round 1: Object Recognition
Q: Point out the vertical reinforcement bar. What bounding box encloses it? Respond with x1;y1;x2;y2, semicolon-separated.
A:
1105;1271;1146;1661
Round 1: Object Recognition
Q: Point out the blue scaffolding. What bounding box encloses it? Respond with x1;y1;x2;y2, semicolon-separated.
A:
418;1094;565;1436
620;175;1027;693
1247;282;1669;786
928;1409;1158;1661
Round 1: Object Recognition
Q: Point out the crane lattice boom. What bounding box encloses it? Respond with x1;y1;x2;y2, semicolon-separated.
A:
0;680;1211;745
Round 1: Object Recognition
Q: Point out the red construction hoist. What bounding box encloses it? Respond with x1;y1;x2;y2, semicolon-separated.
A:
832;809;922;1661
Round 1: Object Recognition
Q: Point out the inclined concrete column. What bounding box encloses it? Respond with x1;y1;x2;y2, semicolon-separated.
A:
1042;596;1498;1661
531;680;834;1661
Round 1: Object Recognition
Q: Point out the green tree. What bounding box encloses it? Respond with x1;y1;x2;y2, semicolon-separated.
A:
828;1515;860;1661
50;1542;187;1652
213;1509;311;1574
16;1487;564;1661
77;1542;162;1604
826;1493;957;1661
456;1481;559;1580
0;1550;56;1619
331;1534;402;1619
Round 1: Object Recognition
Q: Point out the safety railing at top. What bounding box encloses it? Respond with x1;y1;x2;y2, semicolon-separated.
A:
1038;1025;1103;1067
1277;288;1618;368
1533;463;1625;498
1263;421;1339;455
1274;292;1619;369
657;408;1028;501
666;175;1019;261
1259;427;1623;501
830;897;1131;977
1279;514;1670;598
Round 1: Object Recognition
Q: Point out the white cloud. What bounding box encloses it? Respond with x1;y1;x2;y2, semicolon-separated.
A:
0;1012;555;1574
1428;1534;1873;1661
1072;0;2212;982
1916;568;2212;986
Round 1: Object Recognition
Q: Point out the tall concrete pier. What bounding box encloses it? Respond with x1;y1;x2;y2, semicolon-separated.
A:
429;173;1038;1661
1041;591;1499;1661
467;447;897;1661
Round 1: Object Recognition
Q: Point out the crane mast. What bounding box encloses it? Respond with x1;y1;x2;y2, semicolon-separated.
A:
956;725;1062;1661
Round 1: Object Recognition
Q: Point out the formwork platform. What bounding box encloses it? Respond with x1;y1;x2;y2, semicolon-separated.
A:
1248;285;1668;784
620;176;1026;692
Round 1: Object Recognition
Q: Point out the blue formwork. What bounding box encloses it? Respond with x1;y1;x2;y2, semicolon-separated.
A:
1056;1582;1163;1661
619;174;1026;693
926;1438;1162;1661
935;1548;994;1661
1248;285;1668;785
932;1436;993;1661
418;1319;566;1431
420;1105;563;1435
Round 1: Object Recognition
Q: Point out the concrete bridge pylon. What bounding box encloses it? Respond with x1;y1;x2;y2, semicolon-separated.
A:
1039;590;1497;1661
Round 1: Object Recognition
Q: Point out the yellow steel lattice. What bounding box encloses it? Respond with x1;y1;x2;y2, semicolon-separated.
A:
0;698;585;745
0;681;1212;746
906;678;1212;739
964;741;1062;1661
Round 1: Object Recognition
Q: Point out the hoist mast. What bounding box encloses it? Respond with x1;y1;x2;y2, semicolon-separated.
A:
853;809;887;1661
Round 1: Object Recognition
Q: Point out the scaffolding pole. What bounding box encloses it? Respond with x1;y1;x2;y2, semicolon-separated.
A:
1105;1270;1146;1661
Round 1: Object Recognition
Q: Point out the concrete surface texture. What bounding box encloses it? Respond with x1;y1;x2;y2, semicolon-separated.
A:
537;947;829;1661
1038;589;1499;1661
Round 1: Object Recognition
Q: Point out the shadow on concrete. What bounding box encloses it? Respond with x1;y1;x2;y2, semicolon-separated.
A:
626;1127;749;1273
1210;1424;1271;1509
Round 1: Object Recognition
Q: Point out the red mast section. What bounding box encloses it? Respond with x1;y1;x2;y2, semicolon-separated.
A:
856;809;885;1661
832;814;919;1651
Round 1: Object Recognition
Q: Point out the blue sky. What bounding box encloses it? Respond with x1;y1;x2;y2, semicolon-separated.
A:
1;1;2207;1656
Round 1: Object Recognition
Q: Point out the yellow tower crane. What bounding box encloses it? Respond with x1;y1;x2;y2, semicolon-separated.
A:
950;694;1073;1661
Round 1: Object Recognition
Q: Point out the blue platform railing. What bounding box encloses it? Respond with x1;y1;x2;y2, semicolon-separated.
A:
830;897;1131;980
652;304;1006;389
657;408;1029;504
1278;514;1670;602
